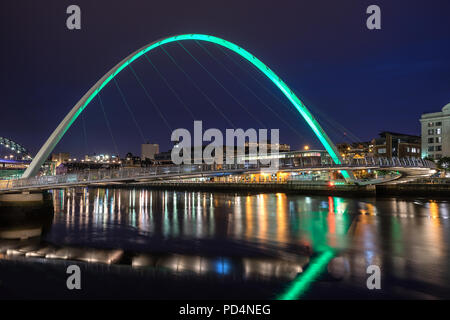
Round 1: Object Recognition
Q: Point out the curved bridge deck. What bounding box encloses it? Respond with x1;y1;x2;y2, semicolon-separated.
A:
0;157;435;194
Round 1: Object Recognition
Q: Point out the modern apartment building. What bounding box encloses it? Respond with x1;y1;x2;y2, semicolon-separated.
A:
420;103;450;160
141;143;160;160
372;132;421;158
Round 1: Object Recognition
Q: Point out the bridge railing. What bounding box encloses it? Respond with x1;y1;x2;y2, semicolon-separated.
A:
0;157;436;191
1;163;256;190
340;156;435;168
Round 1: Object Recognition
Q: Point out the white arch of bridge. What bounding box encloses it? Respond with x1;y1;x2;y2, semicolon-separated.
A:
22;34;352;180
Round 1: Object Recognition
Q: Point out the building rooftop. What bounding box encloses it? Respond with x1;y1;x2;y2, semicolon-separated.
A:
378;131;420;139
421;102;450;119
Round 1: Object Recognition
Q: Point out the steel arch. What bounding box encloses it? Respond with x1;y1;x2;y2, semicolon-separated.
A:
22;34;352;180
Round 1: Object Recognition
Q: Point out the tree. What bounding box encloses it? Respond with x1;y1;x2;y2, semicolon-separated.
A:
438;157;450;170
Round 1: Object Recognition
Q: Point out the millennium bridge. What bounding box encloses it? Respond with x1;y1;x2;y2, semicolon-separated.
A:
0;156;435;194
0;34;436;197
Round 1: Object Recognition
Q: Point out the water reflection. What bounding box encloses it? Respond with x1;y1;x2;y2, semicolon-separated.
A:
1;188;450;298
0;238;305;282
48;189;450;256
0;197;53;240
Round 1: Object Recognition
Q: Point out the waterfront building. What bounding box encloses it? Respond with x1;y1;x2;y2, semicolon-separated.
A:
0;158;29;179
371;132;421;158
420;102;450;160
243;149;331;167
123;152;143;167
141;143;159;160
337;142;373;160
55;161;120;175
155;146;331;167
51;152;70;165
83;154;119;163
244;141;290;153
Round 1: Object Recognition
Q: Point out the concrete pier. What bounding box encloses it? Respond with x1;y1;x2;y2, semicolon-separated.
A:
0;191;54;240
0;192;44;206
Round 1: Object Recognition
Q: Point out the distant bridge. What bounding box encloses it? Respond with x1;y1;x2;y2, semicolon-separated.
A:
0;157;435;193
0;136;30;158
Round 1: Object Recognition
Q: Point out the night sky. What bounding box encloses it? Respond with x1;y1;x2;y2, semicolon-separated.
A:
1;0;449;158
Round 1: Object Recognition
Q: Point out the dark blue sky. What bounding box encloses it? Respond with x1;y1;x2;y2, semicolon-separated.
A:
1;0;449;157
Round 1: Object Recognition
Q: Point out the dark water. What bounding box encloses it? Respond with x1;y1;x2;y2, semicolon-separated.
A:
1;188;450;299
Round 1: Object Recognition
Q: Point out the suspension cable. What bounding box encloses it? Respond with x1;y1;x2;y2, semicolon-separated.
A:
128;64;172;132
160;46;235;129
81;112;89;156
291;86;362;143
216;44;362;144
177;41;267;129
97;93;120;157
143;53;196;120
113;78;146;142
196;40;310;140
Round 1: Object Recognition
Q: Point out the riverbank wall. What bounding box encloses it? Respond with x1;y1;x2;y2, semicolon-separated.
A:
129;181;450;197
376;183;450;197
131;181;377;196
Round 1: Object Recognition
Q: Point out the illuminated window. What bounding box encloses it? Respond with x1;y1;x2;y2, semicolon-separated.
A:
436;128;442;135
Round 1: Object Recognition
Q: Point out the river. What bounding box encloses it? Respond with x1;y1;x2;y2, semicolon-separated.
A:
0;188;449;299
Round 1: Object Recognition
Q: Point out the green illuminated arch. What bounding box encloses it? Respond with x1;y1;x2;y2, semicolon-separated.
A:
23;34;351;179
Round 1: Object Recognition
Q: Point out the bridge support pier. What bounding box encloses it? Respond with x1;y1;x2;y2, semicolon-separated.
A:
0;192;44;206
0;191;54;240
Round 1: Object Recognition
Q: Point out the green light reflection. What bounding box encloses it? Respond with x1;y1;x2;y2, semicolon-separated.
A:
277;196;351;300
277;250;335;300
